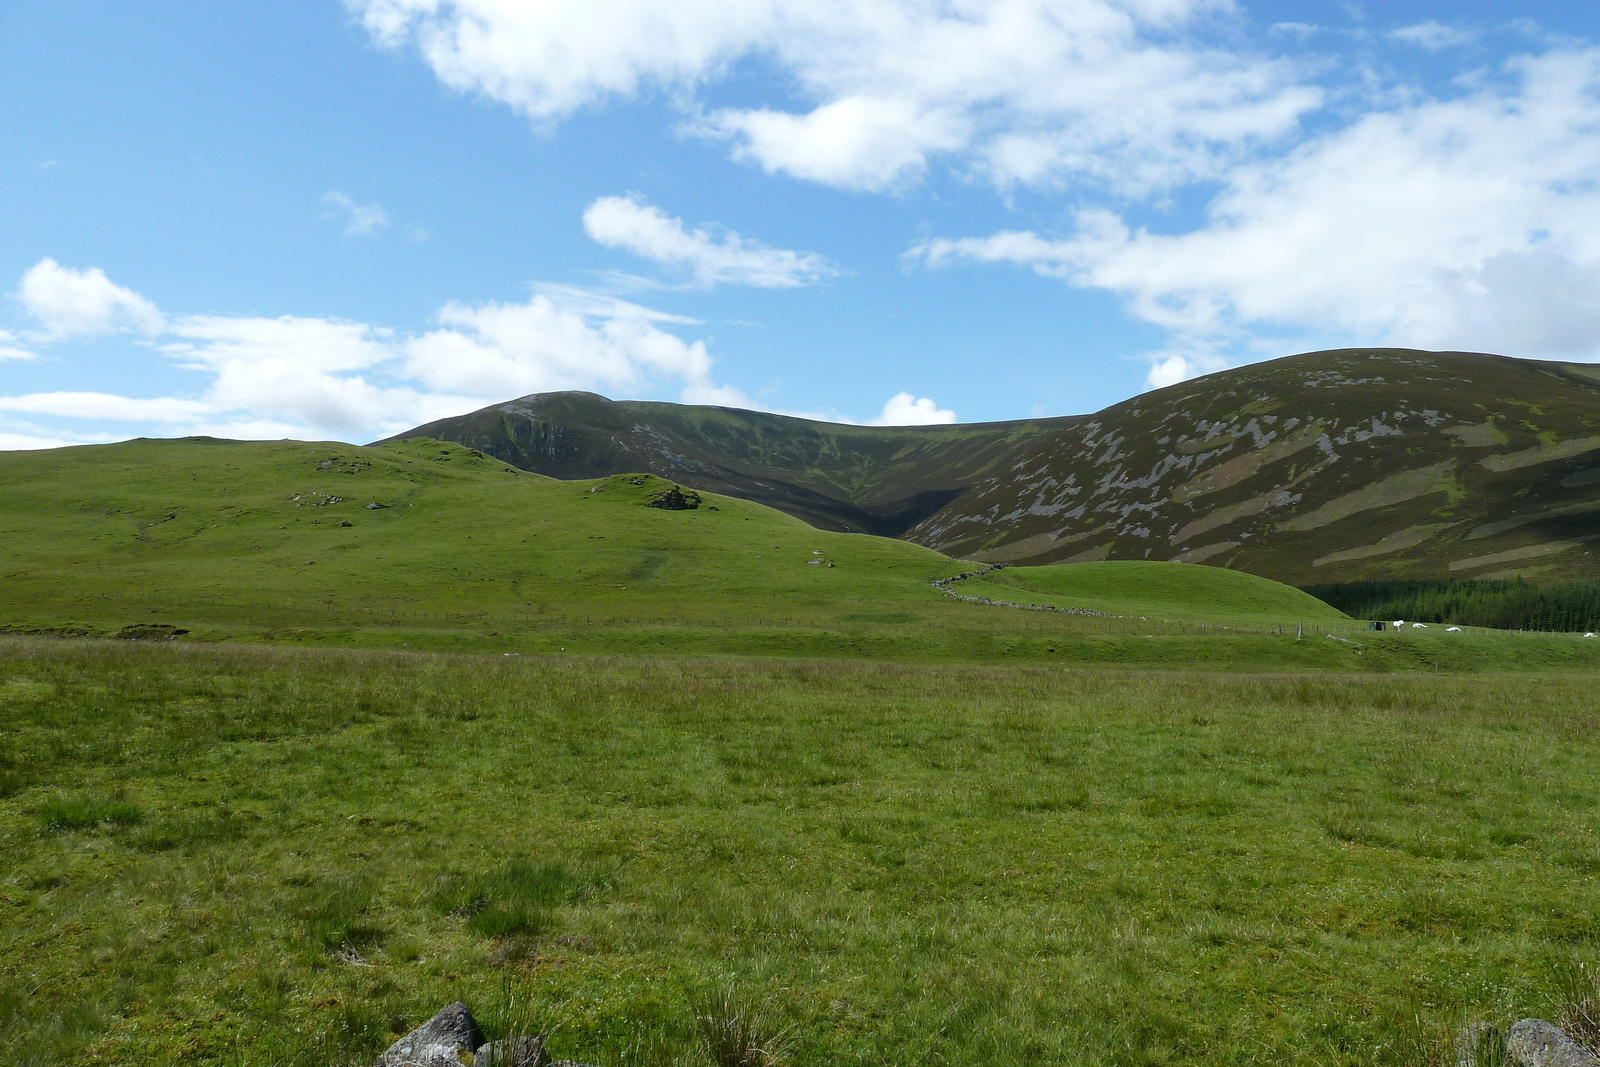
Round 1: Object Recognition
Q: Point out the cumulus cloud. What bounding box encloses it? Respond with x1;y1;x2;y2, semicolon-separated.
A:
5;258;755;443
582;196;836;287
868;392;957;426
403;288;732;404
18;258;165;339
913;48;1600;377
350;0;1318;193
321;191;391;236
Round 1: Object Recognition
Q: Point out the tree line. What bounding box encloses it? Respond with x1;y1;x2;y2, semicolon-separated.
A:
1302;577;1600;633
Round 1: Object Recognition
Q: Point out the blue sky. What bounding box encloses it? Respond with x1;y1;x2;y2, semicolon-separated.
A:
2;0;1598;447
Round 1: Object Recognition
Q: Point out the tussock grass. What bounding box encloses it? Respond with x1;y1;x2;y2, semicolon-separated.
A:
3;637;1600;1065
697;990;794;1067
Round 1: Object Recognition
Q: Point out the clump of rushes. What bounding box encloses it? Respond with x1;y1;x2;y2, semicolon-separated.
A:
1557;963;1600;1054
697;991;795;1067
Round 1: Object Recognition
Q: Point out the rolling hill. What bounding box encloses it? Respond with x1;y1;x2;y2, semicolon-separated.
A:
393;349;1600;584
0;436;964;642
391;389;1076;537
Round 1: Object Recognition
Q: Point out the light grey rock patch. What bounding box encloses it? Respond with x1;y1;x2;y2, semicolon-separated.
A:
474;1035;549;1067
1506;1018;1600;1067
374;1002;483;1066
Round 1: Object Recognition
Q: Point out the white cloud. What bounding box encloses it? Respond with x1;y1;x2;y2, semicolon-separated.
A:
403;287;739;407
1390;21;1476;51
705;97;969;193
17;258;165;339
582;195;835;287
0;330;34;361
0;430;96;451
351;0;1319;194
0;392;213;422
7;258;754;441
868;392;957;425
913;48;1600;371
321;191;391;236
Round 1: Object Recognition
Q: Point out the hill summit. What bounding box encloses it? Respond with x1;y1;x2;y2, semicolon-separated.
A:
389;349;1600;585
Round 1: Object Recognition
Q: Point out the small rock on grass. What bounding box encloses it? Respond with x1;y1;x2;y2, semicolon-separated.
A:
1506;1019;1600;1067
473;1036;548;1067
374;1001;483;1066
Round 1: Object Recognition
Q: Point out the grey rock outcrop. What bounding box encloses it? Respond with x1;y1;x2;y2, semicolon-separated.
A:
1506;1019;1600;1067
473;1035;548;1067
374;1001;483;1066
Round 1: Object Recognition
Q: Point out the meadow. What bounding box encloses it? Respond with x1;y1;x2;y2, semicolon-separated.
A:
4;638;1600;1066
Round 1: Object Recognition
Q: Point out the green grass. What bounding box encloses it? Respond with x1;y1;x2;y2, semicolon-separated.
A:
8;437;1600;673
4;638;1600;1065
974;561;1350;625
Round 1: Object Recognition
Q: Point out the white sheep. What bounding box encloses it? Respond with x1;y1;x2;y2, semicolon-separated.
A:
1411;622;1427;628
1446;626;1462;632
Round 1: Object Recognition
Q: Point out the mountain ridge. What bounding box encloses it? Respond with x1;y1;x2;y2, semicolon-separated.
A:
387;348;1600;584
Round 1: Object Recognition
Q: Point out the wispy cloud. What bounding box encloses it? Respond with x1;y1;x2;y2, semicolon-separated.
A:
354;0;1319;195
1389;21;1476;51
582;196;836;288
321;191;390;236
910;48;1600;385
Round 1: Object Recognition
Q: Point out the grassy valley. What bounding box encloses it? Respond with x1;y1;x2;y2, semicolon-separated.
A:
5;421;1600;1066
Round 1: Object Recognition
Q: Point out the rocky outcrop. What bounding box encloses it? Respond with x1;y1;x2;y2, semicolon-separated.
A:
374;1002;483;1066
1457;1019;1600;1067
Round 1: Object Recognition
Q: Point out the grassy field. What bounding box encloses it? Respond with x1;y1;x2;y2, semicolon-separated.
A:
7;437;1600;673
4;638;1600;1066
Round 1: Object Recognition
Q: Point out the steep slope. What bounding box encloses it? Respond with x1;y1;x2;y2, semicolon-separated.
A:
920;349;1600;584
394;350;1600;584
387;391;1076;536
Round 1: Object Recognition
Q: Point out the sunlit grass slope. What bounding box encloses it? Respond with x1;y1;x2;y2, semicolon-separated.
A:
0;435;961;631
973;560;1350;624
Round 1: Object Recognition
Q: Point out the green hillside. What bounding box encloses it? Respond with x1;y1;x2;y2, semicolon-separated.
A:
971;561;1349;624
8;435;1600;671
0;436;961;642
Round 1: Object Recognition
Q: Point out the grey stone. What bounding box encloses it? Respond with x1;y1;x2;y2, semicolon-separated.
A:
374;1002;483;1067
473;1036;548;1067
1507;1019;1600;1067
